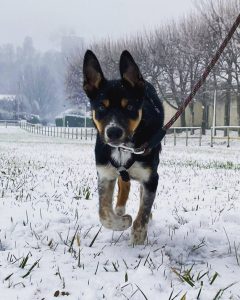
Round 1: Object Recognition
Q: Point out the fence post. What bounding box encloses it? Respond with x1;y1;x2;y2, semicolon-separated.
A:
199;128;202;146
210;128;213;147
72;128;74;139
174;128;176;146
227;128;230;147
186;128;188;146
163;135;166;146
91;128;93;140
76;128;78;139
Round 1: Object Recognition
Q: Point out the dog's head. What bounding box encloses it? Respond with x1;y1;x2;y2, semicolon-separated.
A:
83;50;144;146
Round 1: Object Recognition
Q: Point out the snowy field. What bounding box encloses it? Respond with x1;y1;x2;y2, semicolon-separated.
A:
0;126;240;300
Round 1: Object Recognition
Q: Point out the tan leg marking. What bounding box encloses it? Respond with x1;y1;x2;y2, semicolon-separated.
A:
98;179;132;231
131;185;148;244
115;177;130;216
131;185;154;245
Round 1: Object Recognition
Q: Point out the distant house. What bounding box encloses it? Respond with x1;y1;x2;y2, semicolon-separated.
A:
163;91;239;128
55;108;93;127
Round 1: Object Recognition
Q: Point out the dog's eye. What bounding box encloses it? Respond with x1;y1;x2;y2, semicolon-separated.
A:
127;104;134;111
98;105;106;112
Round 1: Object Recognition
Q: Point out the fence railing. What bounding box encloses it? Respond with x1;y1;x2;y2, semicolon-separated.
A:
20;121;96;141
164;127;203;146
211;126;240;147
20;122;205;146
18;122;240;147
0;120;19;127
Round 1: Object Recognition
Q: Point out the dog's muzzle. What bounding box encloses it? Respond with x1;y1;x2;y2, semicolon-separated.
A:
105;125;125;146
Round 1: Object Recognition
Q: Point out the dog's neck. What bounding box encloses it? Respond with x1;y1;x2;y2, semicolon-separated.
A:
110;147;132;167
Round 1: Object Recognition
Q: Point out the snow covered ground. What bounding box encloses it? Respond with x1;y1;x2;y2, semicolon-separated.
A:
0;126;240;300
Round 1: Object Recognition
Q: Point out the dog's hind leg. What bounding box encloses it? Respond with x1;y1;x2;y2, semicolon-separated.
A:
115;177;130;216
131;173;159;245
98;178;132;231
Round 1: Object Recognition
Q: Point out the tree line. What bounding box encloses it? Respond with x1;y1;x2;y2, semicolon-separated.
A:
0;36;66;121
67;0;240;134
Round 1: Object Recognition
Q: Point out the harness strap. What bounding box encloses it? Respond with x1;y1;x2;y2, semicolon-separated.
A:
109;148;135;182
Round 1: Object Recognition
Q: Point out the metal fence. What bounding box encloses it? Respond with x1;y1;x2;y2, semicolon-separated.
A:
164;127;203;146
0;120;19;127
211;126;240;147
20;122;205;146
18;122;240;147
20;121;96;141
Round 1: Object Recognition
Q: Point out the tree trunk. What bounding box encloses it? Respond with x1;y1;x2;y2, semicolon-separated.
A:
189;103;194;134
224;72;232;136
201;103;208;135
237;93;240;137
224;88;231;136
180;110;186;127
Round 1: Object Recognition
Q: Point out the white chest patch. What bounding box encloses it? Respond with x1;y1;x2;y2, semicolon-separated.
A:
129;162;151;182
111;148;132;166
97;149;151;183
97;164;117;181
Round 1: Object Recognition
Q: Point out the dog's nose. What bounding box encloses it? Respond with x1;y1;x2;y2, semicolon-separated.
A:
106;126;123;140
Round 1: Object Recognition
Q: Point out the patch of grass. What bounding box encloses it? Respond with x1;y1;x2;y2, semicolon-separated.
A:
162;159;240;170
171;265;226;299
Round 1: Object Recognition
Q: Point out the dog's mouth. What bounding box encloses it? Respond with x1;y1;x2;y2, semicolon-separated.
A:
105;134;133;148
107;141;122;147
107;141;127;148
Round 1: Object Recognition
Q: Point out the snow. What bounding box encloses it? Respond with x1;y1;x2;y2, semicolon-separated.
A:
0;126;240;300
0;94;16;101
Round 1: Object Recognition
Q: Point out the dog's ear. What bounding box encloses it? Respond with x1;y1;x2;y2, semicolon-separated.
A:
83;50;105;96
119;50;144;88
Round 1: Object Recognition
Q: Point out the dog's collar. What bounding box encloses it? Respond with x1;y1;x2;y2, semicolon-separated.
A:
108;143;145;155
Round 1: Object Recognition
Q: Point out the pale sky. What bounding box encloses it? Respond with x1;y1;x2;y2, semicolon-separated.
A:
0;0;194;51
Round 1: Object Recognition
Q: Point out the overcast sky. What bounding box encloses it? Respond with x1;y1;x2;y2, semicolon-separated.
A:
0;0;195;51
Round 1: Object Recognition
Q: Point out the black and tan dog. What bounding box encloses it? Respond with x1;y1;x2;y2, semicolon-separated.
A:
83;50;164;244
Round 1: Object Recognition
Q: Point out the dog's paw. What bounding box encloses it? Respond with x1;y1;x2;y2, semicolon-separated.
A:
100;213;132;231
112;214;132;231
115;206;126;216
130;226;147;245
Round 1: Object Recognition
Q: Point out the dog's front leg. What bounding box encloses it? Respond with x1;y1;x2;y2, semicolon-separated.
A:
98;178;132;231
131;173;159;245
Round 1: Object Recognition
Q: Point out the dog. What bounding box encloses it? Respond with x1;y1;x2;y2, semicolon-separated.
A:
82;50;164;244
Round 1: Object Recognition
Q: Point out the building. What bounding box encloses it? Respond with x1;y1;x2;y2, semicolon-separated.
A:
163;91;239;128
